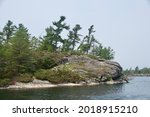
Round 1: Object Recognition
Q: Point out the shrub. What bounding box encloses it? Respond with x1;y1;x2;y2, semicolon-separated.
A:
107;76;113;81
15;73;33;83
69;50;83;56
87;54;99;60
35;68;85;84
33;51;66;69
0;79;11;87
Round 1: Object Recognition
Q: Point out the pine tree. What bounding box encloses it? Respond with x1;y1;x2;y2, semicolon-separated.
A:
62;24;82;52
40;26;57;51
94;45;114;60
52;16;70;50
7;24;31;74
78;25;96;54
0;44;5;78
2;20;16;43
71;24;82;50
30;36;40;50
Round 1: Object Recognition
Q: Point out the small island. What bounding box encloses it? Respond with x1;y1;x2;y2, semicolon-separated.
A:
0;16;126;89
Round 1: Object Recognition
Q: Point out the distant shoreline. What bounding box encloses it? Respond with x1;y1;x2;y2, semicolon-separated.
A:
127;74;150;77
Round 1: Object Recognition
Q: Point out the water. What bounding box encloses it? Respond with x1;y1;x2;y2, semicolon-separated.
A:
0;77;150;100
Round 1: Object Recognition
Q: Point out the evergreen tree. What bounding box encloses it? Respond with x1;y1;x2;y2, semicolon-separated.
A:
71;24;82;50
0;18;116;83
0;32;3;44
0;44;5;78
62;24;82;52
61;38;72;52
2;20;16;43
134;66;139;74
52;16;70;50
30;36;40;50
40;26;56;51
94;46;114;60
78;25;95;54
7;24;31;74
41;16;70;51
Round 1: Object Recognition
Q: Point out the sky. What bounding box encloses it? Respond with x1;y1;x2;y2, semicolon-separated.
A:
0;0;150;69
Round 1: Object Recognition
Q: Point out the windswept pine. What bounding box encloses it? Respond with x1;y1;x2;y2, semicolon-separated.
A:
0;16;119;87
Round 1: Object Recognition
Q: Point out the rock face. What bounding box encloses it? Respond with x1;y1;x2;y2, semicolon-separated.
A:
5;55;125;89
56;55;124;83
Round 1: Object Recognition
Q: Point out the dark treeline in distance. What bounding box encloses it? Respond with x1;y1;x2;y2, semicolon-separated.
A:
0;16;114;86
124;66;150;76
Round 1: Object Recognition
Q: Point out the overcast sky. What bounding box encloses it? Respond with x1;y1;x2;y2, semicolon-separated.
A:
0;0;150;69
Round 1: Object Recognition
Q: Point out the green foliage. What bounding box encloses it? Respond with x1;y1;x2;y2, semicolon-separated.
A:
35;69;85;84
2;20;16;43
0;32;4;43
124;67;150;75
30;36;40;50
78;25;96;54
69;50;84;56
78;43;90;54
107;76;113;81
32;51;66;70
40;16;70;51
68;24;82;51
140;68;150;74
1;23;33;78
61;38;72;52
40;26;57;51
52;16;70;50
0;44;6;78
0;79;11;87
134;66;140;74
87;54;98;60
7;24;31;74
93;45;114;60
15;73;33;83
0;17;115;87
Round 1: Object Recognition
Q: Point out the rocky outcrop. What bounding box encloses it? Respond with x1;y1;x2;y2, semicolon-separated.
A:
55;55;125;84
0;54;127;89
3;55;126;89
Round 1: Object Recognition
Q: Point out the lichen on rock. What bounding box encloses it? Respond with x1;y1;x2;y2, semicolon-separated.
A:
49;55;125;84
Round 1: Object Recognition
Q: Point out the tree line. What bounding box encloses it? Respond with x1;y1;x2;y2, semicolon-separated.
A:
0;16;114;81
124;66;150;76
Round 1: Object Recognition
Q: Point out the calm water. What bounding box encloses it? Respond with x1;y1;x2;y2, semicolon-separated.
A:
0;77;150;100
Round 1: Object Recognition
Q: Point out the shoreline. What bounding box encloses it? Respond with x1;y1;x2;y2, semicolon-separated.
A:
124;73;150;77
0;79;126;89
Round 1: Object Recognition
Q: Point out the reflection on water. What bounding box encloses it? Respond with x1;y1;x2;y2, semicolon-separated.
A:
0;77;150;100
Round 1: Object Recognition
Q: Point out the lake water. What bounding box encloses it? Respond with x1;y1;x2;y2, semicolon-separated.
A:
0;77;150;100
